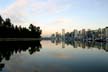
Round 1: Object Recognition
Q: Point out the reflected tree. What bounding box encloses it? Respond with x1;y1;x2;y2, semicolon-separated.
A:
0;40;42;71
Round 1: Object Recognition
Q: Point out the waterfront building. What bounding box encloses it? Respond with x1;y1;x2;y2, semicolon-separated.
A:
62;29;65;40
73;29;79;40
81;29;86;40
105;27;108;38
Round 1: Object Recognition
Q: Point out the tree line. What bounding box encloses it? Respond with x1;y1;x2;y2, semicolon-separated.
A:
0;15;42;38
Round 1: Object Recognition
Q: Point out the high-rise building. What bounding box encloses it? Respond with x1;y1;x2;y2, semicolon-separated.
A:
81;29;86;39
82;29;86;36
105;27;108;38
73;29;79;39
62;29;65;39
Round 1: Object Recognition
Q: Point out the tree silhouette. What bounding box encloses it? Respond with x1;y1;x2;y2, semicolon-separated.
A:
0;15;4;25
0;15;42;38
3;18;12;27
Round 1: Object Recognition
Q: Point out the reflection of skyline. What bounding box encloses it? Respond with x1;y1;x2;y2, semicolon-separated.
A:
0;40;107;72
51;39;108;52
0;40;41;71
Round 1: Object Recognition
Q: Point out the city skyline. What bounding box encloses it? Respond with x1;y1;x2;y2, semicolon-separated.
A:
0;0;108;36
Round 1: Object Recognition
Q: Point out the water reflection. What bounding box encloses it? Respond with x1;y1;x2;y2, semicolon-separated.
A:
0;40;41;71
51;39;108;52
0;40;108;72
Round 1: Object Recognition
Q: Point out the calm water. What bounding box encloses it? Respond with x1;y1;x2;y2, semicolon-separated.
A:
0;40;108;72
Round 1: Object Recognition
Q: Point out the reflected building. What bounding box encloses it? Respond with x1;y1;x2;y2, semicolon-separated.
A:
62;41;65;48
73;41;78;48
51;39;108;52
105;43;108;51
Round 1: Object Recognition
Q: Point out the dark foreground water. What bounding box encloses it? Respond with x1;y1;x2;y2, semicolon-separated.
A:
0;40;108;72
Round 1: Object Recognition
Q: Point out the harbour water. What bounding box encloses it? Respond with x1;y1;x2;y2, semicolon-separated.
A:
0;40;108;72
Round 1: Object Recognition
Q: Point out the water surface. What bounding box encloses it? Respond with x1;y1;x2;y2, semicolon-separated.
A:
0;40;108;72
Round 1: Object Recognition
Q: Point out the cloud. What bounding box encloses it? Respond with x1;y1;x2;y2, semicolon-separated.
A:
0;0;73;36
0;0;71;25
1;0;30;25
30;0;71;15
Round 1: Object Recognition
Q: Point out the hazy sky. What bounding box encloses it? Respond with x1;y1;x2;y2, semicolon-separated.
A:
0;0;108;36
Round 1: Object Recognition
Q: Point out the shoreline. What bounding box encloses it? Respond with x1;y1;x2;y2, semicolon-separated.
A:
0;38;41;41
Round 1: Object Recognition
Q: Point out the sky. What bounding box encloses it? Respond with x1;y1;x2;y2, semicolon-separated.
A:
0;0;108;36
